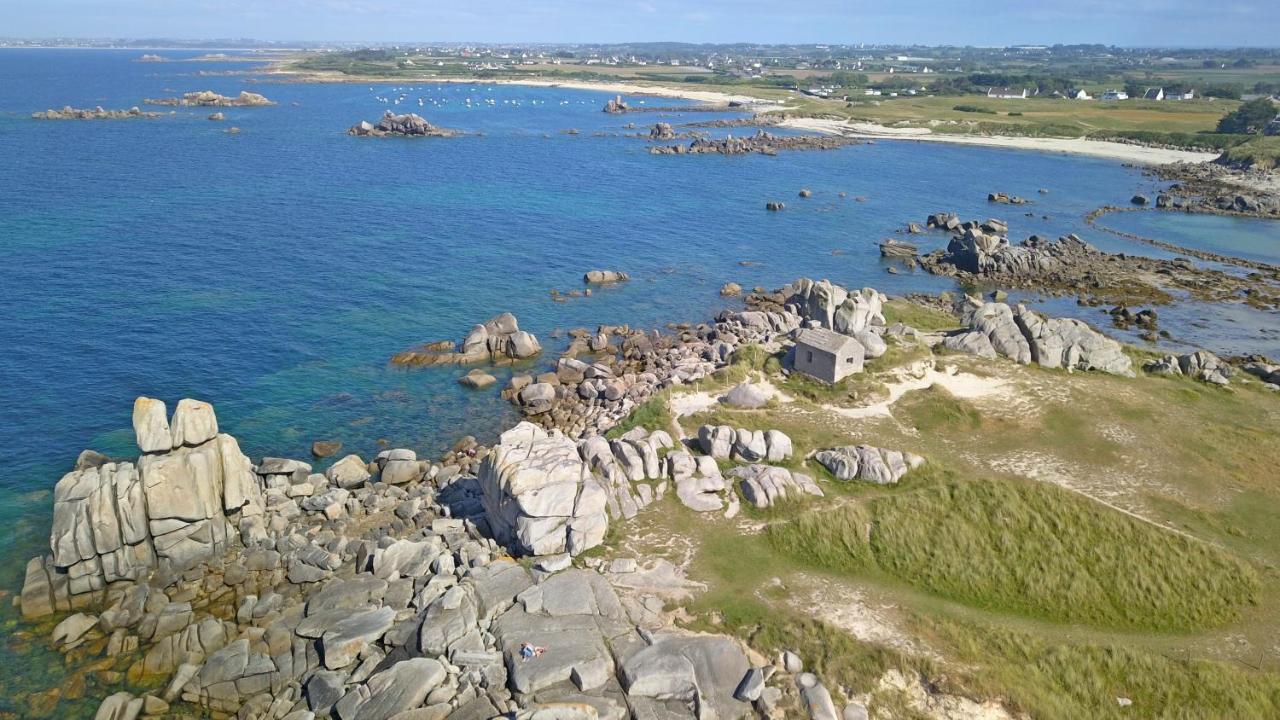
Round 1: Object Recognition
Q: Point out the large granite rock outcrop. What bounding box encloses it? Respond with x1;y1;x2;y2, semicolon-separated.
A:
26;398;267;616
944;301;1134;376
478;423;609;557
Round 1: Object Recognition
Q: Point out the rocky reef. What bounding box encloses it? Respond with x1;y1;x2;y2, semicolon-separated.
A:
32;105;164;120
348;111;459;138
391;312;541;367
602;95;628;114
144;90;275;107
917;213;1280;309
650;130;859;156
1153;162;1280;219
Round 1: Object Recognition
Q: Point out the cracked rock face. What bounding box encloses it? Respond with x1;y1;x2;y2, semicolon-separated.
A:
32;397;268;616
814;446;924;486
479;422;610;557
945;301;1133;376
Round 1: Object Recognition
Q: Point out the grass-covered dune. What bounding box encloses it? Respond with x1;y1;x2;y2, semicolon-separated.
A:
769;473;1260;631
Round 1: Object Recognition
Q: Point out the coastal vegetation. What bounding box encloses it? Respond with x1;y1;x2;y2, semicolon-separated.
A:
768;472;1260;630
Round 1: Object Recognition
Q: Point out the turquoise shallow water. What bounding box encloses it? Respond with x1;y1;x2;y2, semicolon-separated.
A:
1099;210;1280;265
0;49;1278;713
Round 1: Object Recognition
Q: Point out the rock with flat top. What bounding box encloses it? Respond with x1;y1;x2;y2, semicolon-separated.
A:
169;398;218;447
321;607;396;669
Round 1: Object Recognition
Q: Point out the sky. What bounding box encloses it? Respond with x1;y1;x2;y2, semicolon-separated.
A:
1;0;1275;47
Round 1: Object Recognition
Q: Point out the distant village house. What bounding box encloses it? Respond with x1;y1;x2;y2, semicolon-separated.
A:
1101;89;1129;101
987;86;1028;99
792;328;864;384
1143;87;1165;101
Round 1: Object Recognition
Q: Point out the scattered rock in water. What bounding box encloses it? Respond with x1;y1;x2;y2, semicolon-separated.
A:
988;191;1030;205
648;122;675;140
583;270;629;284
458;369;498;389
207;112;224;121
798;188;813;198
348;110;458;137
602;95;629;114
144;90;274;107
1131;194;1149;206
32;106;162;120
651;129;858;156
879;239;918;259
310;440;342;458
720;282;742;297
766;201;786;211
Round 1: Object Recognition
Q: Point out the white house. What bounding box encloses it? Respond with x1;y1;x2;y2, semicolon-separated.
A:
1101;90;1129;101
1069;89;1092;100
1143;87;1165;101
987;86;1028;99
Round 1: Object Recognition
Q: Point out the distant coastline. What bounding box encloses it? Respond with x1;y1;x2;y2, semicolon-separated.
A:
263;65;1227;166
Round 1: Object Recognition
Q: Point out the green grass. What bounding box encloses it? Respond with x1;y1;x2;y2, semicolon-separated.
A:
896;385;982;433
1219;136;1280;170
605;393;673;439
916;614;1280;720
778;368;890;407
881;298;959;332
768;473;1260;631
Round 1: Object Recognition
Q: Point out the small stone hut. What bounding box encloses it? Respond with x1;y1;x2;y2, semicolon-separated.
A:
793;327;864;383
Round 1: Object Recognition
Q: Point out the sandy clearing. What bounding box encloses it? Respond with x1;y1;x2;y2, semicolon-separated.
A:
778;116;1220;166
825;360;1014;420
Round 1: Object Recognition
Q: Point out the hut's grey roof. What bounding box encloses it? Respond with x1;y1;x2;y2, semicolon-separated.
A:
795;327;860;354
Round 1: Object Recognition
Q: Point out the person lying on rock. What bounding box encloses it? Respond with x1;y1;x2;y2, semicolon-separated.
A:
520;642;547;661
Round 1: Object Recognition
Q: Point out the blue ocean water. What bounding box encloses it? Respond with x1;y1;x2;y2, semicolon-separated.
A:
0;47;1277;618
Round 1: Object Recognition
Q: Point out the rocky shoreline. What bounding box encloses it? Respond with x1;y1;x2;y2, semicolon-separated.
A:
11;264;1279;719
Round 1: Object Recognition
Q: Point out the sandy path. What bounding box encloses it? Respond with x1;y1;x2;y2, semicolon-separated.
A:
778;116;1220;165
824;362;1013;420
